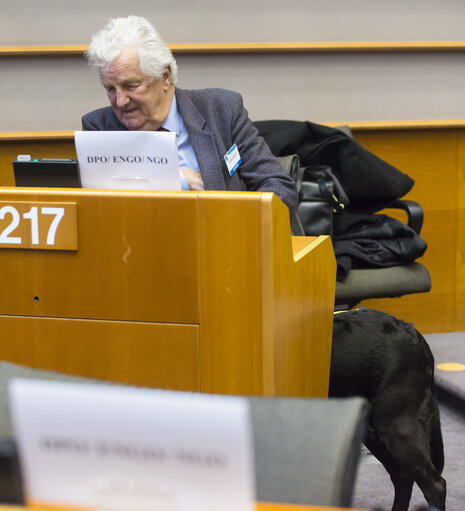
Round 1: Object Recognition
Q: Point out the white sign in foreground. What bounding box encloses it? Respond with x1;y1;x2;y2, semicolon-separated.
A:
75;130;181;190
9;379;255;511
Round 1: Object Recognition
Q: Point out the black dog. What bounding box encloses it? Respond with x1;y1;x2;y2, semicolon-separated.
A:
329;308;446;511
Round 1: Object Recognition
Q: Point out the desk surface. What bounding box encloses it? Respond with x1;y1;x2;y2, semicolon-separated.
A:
257;504;366;510
1;504;366;511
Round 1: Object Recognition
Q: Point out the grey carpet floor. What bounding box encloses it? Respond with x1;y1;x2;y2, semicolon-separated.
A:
352;331;465;511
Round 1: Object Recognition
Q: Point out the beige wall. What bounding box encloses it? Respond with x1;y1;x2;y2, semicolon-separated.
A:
1;0;463;45
1;0;465;131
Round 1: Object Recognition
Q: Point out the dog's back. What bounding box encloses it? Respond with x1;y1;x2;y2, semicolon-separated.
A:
329;308;446;511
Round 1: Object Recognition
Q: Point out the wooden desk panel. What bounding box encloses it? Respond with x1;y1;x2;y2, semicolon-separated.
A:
196;193;335;397
0;316;200;390
0;190;334;397
0;189;200;324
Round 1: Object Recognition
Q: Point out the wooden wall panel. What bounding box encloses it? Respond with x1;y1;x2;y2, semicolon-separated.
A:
355;129;463;333
0;316;200;390
456;130;465;328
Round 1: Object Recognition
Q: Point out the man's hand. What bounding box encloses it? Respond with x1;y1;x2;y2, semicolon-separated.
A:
181;168;205;190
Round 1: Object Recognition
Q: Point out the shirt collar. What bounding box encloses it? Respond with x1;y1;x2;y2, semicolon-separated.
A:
161;93;181;136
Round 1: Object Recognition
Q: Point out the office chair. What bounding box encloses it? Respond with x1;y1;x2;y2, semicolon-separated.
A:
331;126;432;308
275;132;432;309
0;361;368;508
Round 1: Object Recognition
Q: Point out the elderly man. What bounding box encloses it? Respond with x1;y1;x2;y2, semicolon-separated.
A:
82;15;297;215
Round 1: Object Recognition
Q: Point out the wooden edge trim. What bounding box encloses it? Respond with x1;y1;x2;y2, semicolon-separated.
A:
2;41;465;56
340;119;465;131
170;41;465;54
2;120;465;141
291;236;319;261
0;131;76;141
0;45;88;56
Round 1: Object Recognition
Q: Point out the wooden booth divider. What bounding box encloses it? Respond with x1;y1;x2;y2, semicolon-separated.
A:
0;188;336;398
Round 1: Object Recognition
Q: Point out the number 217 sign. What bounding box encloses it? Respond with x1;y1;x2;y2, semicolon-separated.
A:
0;201;77;251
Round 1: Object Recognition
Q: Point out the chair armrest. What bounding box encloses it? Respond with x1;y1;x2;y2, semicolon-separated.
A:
390;199;424;234
276;155;306;236
276;154;299;180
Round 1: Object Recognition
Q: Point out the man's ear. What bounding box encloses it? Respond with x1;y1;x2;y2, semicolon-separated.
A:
162;66;172;89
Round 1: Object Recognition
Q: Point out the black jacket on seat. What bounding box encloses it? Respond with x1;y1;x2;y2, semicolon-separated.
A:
253;120;426;280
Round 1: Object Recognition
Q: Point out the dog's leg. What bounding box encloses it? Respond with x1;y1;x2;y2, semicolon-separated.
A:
370;411;446;511
364;432;414;511
390;475;415;511
411;461;446;511
365;428;446;511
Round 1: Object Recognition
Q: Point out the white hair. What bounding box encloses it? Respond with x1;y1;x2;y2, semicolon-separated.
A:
86;15;178;84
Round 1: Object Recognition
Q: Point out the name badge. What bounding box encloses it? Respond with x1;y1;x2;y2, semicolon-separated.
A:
224;144;242;176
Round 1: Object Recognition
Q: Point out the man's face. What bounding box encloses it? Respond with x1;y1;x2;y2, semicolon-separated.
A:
100;47;174;131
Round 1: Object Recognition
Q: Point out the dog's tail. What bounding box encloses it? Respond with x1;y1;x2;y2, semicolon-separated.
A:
420;331;445;474
430;400;445;473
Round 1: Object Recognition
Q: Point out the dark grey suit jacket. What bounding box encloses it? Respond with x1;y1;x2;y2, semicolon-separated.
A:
81;87;297;214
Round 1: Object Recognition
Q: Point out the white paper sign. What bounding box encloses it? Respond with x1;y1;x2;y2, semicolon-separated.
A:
9;379;255;511
74;131;181;190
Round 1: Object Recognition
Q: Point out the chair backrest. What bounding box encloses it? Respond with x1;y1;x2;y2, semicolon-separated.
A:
0;362;368;508
0;362;106;505
0;362;105;439
334;125;354;138
249;395;368;508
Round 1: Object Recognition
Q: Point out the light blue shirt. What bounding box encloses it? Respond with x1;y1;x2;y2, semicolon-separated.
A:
161;94;200;190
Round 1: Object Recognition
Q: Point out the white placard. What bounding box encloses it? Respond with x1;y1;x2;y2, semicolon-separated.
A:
75;131;181;190
9;379;255;511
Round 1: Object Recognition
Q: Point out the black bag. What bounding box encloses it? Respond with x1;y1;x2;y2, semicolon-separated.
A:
292;164;349;236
